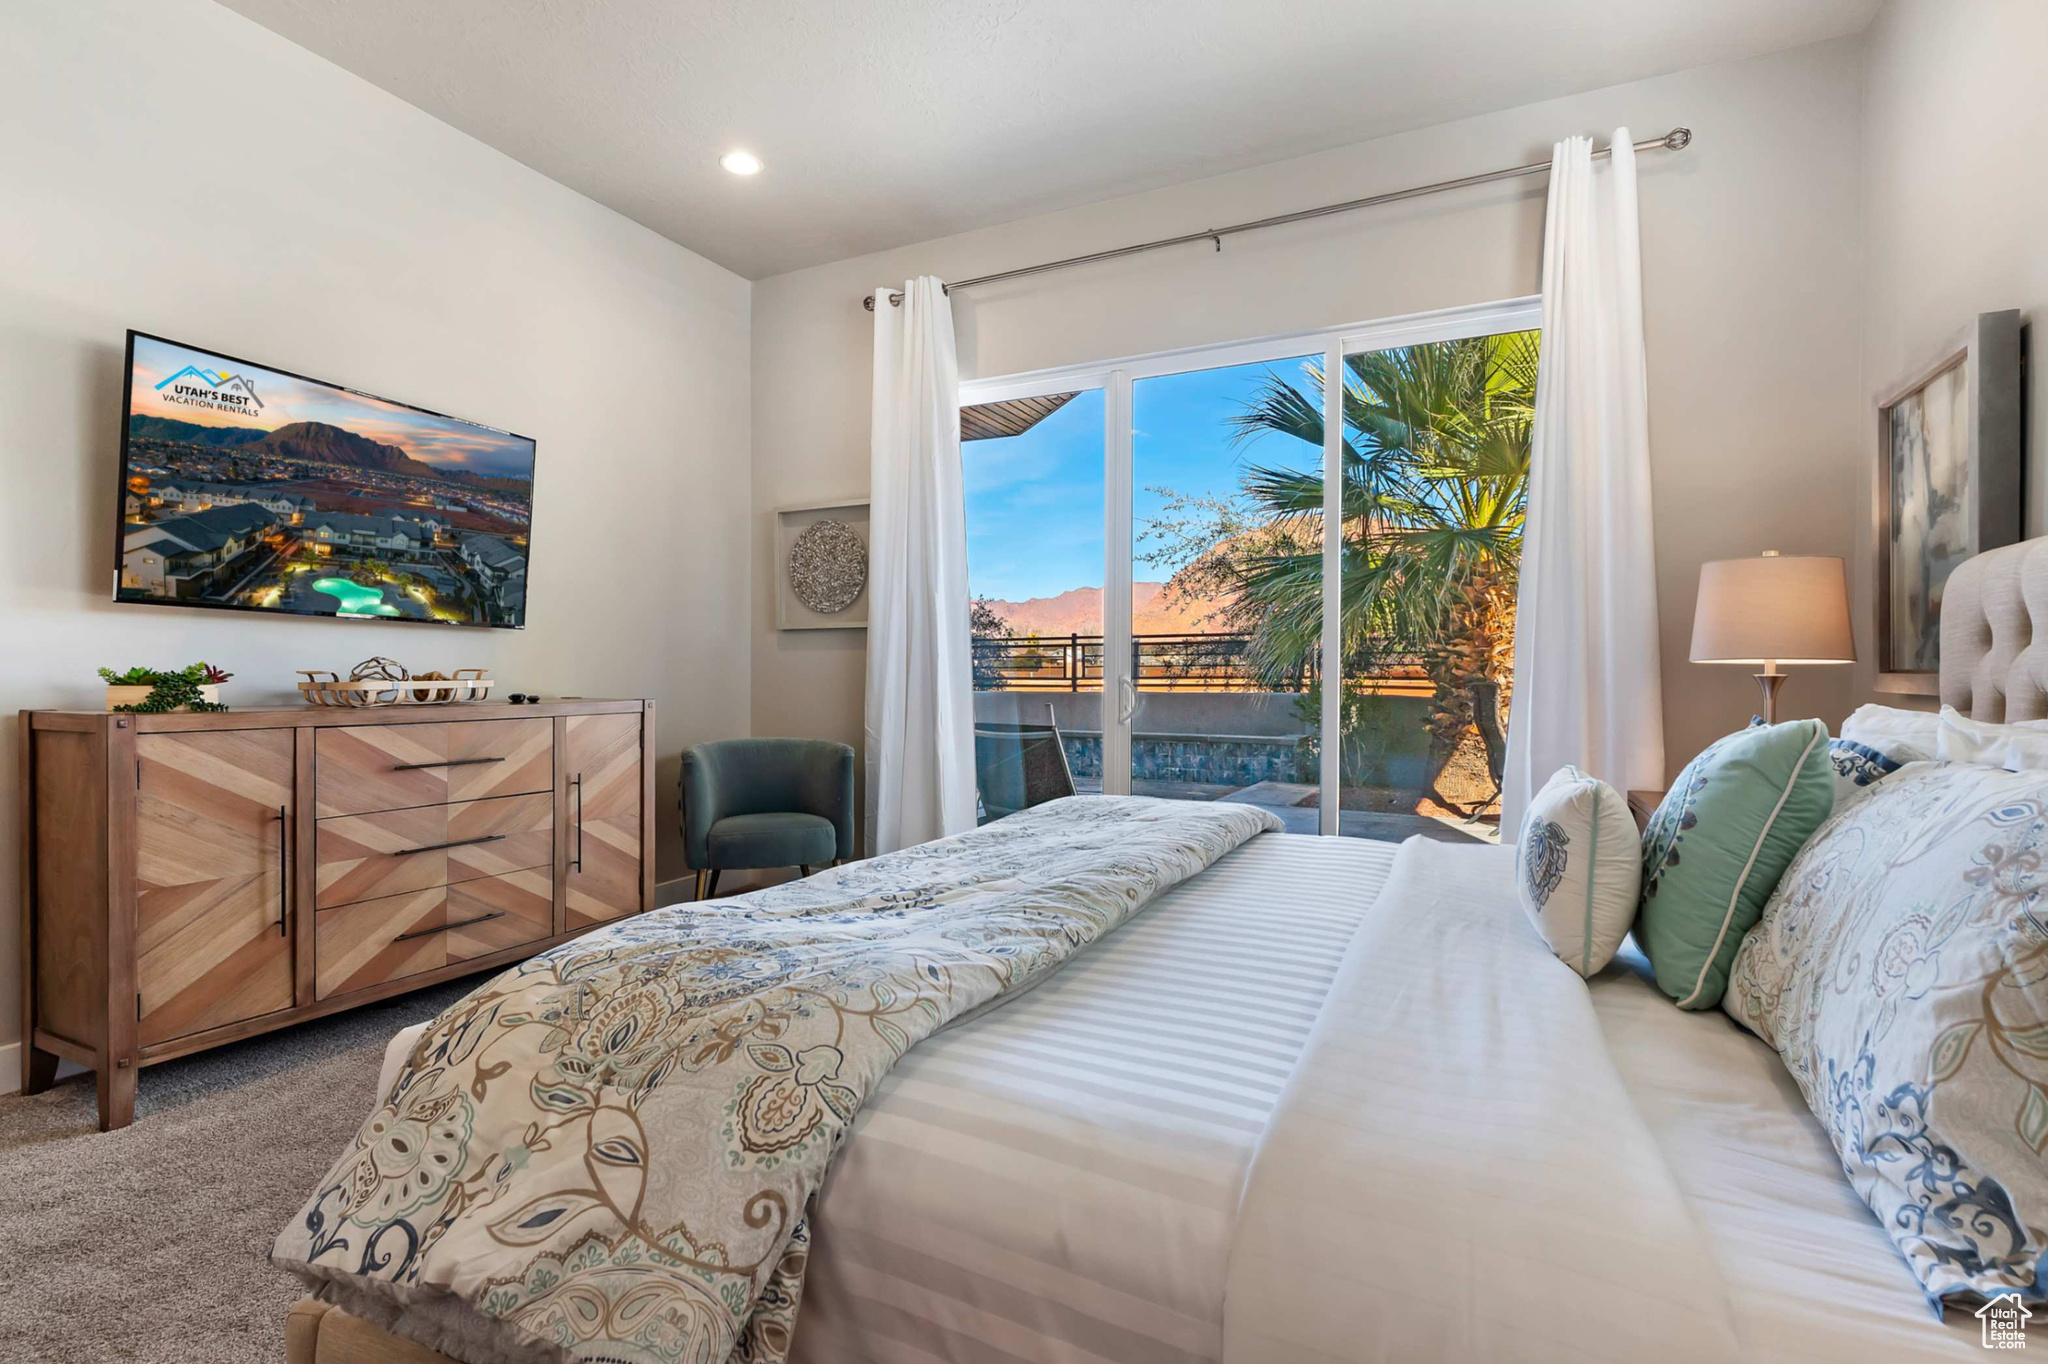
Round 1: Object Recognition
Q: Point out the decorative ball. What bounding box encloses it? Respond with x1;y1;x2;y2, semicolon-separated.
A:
349;656;411;682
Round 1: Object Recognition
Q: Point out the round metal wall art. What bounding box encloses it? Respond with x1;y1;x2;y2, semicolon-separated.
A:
787;519;868;614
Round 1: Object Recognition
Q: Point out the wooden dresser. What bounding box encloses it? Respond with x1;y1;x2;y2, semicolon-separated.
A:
17;699;655;1129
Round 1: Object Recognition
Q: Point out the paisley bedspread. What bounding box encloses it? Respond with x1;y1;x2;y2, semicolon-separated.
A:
271;795;1279;1364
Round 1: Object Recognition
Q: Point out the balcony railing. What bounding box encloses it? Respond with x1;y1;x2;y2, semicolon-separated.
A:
972;632;1424;693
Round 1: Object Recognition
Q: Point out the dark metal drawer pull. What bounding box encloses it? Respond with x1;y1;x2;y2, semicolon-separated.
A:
390;756;508;771
572;774;584;872
276;806;289;938
393;910;504;943
393;833;507;857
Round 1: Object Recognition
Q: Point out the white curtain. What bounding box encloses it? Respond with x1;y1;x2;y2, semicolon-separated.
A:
1501;130;1665;832
864;277;978;854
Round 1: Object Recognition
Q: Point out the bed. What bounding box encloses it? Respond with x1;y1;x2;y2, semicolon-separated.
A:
281;539;2048;1362
283;832;1983;1364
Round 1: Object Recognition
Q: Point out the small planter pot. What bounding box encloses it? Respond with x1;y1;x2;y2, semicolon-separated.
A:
105;684;221;711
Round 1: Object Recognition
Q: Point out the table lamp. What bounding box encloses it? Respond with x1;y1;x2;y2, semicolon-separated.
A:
1689;551;1855;724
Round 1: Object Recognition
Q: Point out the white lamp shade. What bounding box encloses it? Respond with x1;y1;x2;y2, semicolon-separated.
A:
1690;554;1855;665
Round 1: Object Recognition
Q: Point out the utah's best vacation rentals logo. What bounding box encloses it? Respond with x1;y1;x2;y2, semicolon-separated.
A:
154;363;263;415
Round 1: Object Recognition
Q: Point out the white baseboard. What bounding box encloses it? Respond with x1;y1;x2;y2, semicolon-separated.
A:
0;1040;88;1096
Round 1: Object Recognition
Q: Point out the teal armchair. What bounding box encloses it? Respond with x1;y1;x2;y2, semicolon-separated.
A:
681;738;855;899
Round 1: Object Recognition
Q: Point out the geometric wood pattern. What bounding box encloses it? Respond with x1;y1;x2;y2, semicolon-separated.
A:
448;867;555;962
315;868;556;997
314;718;552;817
448;719;553;803
135;729;296;1046
564;713;643;930
315;885;448;999
314;792;553;909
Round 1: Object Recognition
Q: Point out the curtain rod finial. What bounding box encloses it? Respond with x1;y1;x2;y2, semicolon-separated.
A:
1664;127;1693;151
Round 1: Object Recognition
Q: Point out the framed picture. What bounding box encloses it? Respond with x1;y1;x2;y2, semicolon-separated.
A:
776;497;870;630
1875;310;2023;694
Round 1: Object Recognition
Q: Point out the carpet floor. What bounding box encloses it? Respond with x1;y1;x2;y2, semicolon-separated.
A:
0;979;480;1364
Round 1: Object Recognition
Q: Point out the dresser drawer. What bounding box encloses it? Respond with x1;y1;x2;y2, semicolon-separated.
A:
315;717;554;817
316;791;553;909
315;866;555;1000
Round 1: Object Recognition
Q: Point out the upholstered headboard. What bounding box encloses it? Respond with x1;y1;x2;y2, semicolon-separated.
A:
1940;537;2048;720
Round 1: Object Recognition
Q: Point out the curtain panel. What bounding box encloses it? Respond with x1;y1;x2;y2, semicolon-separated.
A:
1501;131;1666;832
865;276;979;853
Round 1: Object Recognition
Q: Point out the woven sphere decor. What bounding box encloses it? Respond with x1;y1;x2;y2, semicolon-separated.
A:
787;519;868;614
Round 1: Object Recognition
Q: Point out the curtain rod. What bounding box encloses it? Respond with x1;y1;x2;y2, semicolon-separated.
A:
864;127;1690;310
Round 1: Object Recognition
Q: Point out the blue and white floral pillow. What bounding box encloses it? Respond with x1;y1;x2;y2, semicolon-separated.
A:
1827;734;1928;808
1724;761;2048;1306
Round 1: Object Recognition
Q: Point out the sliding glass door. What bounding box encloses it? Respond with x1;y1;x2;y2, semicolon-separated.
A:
1125;354;1323;829
960;300;1538;843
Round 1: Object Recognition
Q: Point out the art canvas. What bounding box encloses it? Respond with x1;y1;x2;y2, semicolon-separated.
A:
1885;359;1970;673
1874;310;2022;690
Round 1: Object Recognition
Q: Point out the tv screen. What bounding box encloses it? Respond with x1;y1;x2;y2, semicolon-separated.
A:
115;331;535;628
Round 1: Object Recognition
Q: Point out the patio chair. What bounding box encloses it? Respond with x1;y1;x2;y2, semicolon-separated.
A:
974;703;1076;824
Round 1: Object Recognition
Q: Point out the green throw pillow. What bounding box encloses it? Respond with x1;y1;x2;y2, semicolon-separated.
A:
1637;718;1833;1009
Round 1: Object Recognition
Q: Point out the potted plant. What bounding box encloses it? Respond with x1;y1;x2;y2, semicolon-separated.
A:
99;662;232;713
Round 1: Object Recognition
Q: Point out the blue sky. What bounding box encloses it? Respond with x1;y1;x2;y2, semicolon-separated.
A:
963;355;1321;602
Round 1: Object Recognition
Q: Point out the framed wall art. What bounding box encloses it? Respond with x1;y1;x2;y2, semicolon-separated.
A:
1874;309;2023;693
776;497;870;630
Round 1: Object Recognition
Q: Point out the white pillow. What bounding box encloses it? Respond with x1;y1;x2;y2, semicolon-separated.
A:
1838;701;1940;754
1936;703;2048;770
1515;766;1640;978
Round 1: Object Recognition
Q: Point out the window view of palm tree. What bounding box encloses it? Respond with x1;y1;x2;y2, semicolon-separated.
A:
1151;330;1536;839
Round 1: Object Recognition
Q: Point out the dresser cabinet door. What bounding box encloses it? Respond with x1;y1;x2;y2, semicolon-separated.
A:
564;713;644;930
135;729;296;1045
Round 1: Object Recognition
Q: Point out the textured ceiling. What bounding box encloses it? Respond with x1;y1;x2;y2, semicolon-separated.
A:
216;0;1879;279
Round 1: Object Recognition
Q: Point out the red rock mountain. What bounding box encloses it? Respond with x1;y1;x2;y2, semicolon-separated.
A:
251;421;438;478
983;583;1229;636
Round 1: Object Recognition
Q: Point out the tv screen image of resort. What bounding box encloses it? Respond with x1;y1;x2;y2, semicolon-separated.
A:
115;333;535;628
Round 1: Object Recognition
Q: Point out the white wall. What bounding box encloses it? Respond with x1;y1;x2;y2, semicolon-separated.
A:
0;0;754;1058
1856;0;2048;704
751;38;1869;818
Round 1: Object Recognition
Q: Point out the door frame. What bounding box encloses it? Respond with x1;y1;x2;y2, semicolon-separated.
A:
960;296;1542;829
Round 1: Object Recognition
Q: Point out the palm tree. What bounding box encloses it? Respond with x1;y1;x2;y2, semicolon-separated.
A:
1214;330;1537;811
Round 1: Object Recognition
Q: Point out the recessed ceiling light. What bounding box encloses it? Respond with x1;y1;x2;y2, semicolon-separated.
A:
720;151;763;176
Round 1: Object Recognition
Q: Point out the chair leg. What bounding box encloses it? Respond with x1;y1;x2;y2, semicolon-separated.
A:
694;869;709;901
799;864;812;878
705;869;721;900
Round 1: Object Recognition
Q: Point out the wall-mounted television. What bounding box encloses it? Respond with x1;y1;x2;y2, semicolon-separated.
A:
114;331;535;628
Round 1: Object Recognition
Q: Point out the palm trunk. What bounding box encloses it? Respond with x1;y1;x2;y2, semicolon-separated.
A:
1420;570;1513;815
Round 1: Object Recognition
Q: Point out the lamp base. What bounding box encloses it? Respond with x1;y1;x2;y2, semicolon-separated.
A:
1752;671;1788;725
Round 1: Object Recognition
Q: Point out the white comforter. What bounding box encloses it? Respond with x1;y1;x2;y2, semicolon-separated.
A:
1225;839;1979;1364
